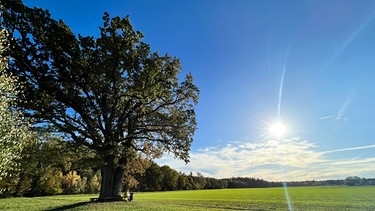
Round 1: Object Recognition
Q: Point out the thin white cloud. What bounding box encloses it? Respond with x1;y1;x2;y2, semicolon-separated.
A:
319;89;355;121
156;137;375;181
322;144;375;154
319;115;336;120
336;90;354;120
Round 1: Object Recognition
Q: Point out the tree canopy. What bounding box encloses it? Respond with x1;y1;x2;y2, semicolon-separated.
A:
1;0;199;199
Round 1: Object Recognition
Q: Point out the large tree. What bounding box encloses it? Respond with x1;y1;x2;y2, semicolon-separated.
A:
1;0;199;199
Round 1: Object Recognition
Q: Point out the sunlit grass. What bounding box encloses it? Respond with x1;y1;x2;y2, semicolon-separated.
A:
0;187;374;210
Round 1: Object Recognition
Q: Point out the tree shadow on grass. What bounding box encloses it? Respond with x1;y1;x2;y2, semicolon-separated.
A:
44;201;91;211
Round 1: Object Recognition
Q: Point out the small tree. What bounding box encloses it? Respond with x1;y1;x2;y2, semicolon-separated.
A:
86;172;101;194
193;172;207;189
0;28;37;195
61;171;81;194
38;166;63;195
177;172;192;190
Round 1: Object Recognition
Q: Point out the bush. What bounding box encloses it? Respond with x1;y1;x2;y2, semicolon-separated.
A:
86;173;101;194
38;167;63;195
61;171;81;194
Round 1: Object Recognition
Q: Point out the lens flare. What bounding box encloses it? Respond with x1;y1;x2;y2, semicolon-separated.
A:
269;122;287;137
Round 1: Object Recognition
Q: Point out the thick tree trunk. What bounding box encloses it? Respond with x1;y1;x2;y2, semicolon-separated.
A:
99;158;125;200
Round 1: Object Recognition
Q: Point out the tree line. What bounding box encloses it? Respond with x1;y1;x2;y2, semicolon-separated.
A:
224;177;375;188
132;163;227;191
0;131;228;197
0;130;373;197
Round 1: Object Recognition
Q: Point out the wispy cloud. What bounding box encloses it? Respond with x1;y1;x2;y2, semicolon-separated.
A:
319;115;336;120
336;91;354;120
319;89;355;121
157;138;375;181
323;144;375;154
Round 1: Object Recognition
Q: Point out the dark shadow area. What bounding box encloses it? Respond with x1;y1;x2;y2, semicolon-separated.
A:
44;201;91;211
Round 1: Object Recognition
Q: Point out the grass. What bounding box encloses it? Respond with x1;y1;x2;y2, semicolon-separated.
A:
1;186;375;210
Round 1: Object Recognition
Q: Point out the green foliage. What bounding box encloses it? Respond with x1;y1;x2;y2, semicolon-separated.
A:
193;172;206;189
0;131;101;197
345;176;367;186
160;165;178;191
226;177;271;188
61;171;82;194
2;0;199;198
0;28;38;195
38;166;63;195
133;163;226;191
143;163;164;191
27;134;100;196
177;173;190;190
204;177;223;189
0;29;8;71
86;173;101;194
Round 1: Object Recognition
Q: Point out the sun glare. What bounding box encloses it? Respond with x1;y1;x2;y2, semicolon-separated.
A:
269;122;287;137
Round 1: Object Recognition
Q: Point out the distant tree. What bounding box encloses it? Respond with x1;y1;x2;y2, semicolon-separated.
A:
204;177;228;189
160;165;178;191
177;172;190;190
188;172;198;189
367;178;375;186
345;176;366;186
218;179;228;189
193;172;207;189
2;0;199;199
226;177;270;188
142;162;164;191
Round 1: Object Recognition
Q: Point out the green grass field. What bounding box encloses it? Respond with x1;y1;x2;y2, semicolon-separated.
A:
1;186;374;210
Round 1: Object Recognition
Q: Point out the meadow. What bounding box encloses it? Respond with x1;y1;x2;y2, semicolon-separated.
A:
0;186;374;210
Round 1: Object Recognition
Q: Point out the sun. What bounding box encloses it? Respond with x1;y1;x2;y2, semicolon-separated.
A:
269;122;287;137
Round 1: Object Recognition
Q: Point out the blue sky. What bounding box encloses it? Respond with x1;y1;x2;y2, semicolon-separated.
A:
23;0;375;181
